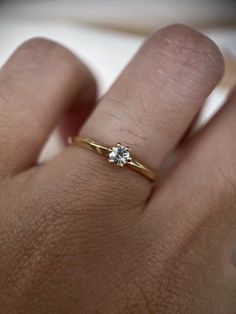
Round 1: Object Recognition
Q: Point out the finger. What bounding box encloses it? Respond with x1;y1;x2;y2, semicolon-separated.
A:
0;38;96;176
144;88;236;311
52;24;224;206
81;24;223;168
148;87;236;247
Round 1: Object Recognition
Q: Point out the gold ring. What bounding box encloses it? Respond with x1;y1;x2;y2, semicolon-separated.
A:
68;136;156;182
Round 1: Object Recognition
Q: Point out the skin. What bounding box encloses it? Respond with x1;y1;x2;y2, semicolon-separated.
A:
0;24;236;313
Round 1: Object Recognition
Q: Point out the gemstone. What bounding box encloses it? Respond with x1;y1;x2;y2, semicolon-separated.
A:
109;143;131;167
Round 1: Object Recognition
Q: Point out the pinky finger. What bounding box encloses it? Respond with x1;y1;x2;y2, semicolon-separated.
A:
145;87;236;312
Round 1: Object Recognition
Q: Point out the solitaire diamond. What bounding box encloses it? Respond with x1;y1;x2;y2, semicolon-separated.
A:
109;143;131;167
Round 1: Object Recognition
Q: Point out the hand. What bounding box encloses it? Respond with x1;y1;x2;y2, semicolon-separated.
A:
0;24;235;314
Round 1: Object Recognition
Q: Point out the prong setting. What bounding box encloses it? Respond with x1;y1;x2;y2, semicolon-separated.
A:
108;143;131;167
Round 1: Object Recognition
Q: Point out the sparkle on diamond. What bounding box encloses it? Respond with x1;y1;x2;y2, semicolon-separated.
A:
109;144;131;167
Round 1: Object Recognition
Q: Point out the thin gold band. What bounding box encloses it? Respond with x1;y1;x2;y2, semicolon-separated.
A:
68;136;156;182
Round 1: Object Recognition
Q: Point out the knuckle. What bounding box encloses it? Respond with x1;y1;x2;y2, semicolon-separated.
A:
19;37;75;63
145;24;224;81
13;37;92;82
20;37;59;50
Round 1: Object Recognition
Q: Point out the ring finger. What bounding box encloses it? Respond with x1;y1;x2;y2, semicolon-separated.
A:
50;24;224;207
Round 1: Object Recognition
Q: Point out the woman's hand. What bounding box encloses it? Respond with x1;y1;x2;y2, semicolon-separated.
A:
0;24;235;314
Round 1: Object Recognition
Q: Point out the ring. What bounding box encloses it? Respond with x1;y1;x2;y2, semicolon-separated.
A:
68;136;156;182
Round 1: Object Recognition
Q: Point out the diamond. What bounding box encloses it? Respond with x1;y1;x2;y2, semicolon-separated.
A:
108;143;131;167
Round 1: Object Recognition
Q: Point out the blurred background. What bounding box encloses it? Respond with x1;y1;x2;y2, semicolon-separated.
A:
0;0;235;158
